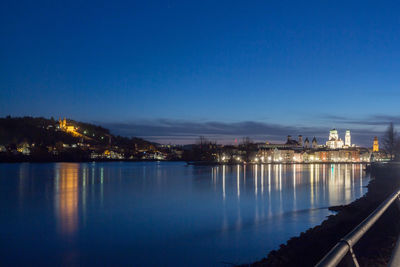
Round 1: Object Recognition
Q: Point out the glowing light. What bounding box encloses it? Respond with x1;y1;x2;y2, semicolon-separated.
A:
55;163;79;236
222;165;226;199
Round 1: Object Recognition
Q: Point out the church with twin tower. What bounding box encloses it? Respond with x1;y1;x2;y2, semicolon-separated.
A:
326;129;351;149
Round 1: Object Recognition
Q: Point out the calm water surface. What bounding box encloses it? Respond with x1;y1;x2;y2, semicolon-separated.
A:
0;162;369;266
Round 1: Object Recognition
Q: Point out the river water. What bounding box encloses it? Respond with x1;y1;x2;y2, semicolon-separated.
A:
0;162;369;266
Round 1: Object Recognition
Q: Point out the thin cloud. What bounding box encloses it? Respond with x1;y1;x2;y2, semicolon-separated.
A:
97;119;384;146
319;114;400;126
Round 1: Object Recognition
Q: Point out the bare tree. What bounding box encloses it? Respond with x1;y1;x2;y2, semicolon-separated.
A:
195;136;216;161
383;122;397;160
240;137;255;162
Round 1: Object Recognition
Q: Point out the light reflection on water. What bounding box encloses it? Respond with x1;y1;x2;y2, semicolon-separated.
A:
54;163;79;235
212;163;365;210
0;162;369;266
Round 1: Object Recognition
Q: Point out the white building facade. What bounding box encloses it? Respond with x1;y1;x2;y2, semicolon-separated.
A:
345;130;351;147
326;129;344;149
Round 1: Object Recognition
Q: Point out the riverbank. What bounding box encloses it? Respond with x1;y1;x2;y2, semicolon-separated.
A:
247;162;400;266
187;161;371;166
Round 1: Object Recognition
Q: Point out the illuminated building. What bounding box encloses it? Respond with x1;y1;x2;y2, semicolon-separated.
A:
59;117;75;132
102;149;125;159
257;147;371;163
280;149;295;162
326;129;344;149
59;117;84;138
256;128;372;163
373;136;379;152
17;142;31;155
329;129;339;140
345;130;351;147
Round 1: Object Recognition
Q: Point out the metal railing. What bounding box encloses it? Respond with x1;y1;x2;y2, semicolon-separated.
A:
316;189;400;267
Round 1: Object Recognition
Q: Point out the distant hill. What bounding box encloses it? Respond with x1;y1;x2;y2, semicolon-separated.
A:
0;116;154;150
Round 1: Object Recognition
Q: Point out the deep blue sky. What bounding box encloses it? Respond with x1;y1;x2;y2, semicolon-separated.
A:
1;1;400;145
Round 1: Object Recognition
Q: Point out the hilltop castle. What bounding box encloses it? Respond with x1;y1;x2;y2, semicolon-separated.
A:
58;118;82;137
59;118;76;132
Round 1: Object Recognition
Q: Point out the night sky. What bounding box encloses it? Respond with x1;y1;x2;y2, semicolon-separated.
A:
2;1;400;145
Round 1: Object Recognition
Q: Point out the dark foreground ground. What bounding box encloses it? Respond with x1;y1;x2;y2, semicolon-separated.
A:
246;163;400;267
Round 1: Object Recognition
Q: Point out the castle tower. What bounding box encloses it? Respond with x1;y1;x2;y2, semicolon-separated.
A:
312;137;318;149
345;130;351;146
298;135;303;146
373;136;379;152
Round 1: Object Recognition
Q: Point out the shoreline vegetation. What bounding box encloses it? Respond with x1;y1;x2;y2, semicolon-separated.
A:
244;162;400;266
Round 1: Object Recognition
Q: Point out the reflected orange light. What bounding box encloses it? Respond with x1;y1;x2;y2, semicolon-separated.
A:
55;163;79;235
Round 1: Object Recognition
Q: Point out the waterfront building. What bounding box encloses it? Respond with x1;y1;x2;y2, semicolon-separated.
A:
257;147;370;163
298;135;303;146
314;150;328;161
304;138;310;148
312;137;318;149
103;150;124;159
373;136;379;152
360;150;371;162
259;135;303;150
286;135;301;146
17;142;31;155
345;130;351;147
326;129;344;149
256;128;372;163
293;151;303;162
280;149;295;162
328;150;340;161
257;148;298;163
271;148;281;162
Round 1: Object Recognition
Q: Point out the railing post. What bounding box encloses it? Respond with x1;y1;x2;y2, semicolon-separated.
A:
348;247;360;267
341;239;360;267
396;196;400;211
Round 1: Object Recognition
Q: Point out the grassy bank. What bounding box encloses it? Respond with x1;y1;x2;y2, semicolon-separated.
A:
247;163;400;266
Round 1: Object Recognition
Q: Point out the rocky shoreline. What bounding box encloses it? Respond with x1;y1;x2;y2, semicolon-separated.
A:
245;163;400;266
